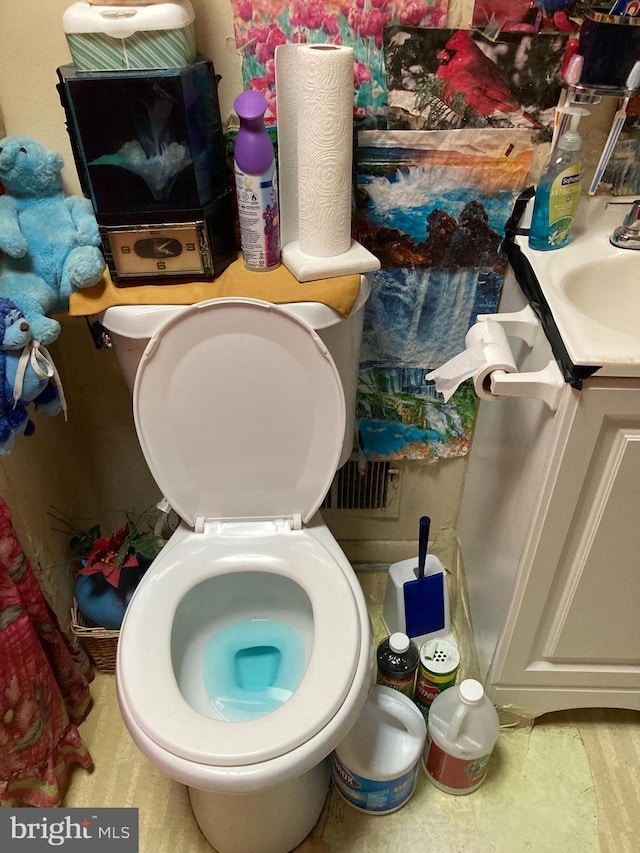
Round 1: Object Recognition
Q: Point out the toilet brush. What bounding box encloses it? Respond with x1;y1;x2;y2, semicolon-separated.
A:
402;516;446;639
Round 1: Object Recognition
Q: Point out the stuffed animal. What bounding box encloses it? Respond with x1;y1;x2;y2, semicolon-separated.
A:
0;135;105;344
0;302;31;449
0;297;64;455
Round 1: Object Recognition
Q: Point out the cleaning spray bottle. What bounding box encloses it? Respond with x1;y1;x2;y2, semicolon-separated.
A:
233;91;281;271
528;106;588;251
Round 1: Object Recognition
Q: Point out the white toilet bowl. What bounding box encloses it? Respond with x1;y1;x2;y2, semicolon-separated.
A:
118;518;372;852
106;289;373;853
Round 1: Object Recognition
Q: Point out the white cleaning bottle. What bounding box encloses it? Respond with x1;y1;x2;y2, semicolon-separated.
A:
528;108;586;251
422;679;499;794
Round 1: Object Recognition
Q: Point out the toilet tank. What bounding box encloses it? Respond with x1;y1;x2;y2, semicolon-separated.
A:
99;276;370;469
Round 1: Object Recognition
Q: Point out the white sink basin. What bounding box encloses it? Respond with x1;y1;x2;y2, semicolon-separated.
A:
562;254;640;336
517;195;640;377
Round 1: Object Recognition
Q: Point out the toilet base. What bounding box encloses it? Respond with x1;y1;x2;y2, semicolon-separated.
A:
188;758;331;853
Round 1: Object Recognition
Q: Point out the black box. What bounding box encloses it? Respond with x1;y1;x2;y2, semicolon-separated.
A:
57;58;236;281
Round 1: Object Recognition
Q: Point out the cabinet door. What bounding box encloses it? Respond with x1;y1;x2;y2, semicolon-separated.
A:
490;380;640;714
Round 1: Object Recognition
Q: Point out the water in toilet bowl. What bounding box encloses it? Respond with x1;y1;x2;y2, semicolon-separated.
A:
203;618;306;721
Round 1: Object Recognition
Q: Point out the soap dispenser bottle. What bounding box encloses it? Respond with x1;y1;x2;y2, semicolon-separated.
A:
528;109;586;251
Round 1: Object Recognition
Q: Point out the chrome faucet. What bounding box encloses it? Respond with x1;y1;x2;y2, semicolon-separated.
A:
610;199;640;249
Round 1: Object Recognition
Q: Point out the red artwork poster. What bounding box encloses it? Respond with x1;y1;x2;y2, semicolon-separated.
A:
231;0;450;123
471;0;588;34
385;27;567;132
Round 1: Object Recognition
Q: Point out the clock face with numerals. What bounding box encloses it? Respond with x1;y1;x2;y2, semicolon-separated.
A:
107;224;207;277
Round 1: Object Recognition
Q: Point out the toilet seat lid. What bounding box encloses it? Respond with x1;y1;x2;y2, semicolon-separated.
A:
133;298;346;527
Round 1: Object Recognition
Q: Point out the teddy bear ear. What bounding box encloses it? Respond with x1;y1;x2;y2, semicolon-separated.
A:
45;149;64;172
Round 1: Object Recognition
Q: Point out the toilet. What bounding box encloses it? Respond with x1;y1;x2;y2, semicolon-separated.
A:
102;282;373;853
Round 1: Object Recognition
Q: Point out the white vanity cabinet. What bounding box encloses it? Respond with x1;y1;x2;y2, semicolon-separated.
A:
458;268;640;717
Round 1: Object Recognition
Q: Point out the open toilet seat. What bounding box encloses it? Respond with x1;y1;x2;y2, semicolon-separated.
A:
118;523;363;767
132;297;346;528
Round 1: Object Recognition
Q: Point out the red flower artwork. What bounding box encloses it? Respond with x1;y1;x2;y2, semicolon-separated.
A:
231;0;449;124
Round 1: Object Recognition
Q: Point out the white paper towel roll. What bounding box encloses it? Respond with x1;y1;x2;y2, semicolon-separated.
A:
275;44;380;281
425;320;517;402
296;45;353;257
276;44;353;257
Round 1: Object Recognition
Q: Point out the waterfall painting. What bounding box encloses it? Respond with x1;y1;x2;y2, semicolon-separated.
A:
355;129;533;460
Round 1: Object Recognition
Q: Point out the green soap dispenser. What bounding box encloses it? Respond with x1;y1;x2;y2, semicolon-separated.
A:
528;108;588;251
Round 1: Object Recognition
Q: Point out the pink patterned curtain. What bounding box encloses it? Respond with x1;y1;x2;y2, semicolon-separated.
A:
0;497;94;806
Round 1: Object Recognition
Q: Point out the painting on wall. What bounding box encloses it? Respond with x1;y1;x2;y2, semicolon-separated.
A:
354;129;533;460
384;26;568;132
230;0;449;124
471;0;587;34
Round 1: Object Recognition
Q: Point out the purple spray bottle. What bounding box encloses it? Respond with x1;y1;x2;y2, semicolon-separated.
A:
233;91;281;271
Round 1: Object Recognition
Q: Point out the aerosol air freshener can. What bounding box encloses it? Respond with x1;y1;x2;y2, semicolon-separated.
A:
233;90;281;271
414;637;460;722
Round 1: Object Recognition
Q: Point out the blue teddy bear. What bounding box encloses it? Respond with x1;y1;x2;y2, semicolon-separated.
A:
0;302;31;449
0;135;105;344
0;297;63;455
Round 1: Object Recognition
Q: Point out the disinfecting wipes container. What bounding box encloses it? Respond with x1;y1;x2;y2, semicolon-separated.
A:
331;684;426;814
63;1;196;71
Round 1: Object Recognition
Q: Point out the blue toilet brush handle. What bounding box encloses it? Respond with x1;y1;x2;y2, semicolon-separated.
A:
418;516;430;579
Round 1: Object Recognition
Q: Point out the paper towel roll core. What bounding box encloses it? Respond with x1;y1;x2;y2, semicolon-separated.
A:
425;320;518;402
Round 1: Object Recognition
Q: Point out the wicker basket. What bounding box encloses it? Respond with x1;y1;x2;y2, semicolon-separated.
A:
70;599;119;673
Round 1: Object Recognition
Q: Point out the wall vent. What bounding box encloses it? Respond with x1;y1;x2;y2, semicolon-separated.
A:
321;456;401;514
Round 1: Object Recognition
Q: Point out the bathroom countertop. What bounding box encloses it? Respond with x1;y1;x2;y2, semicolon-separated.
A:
514;194;640;377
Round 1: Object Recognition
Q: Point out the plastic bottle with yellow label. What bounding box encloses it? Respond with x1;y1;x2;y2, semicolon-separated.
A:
528;110;584;251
